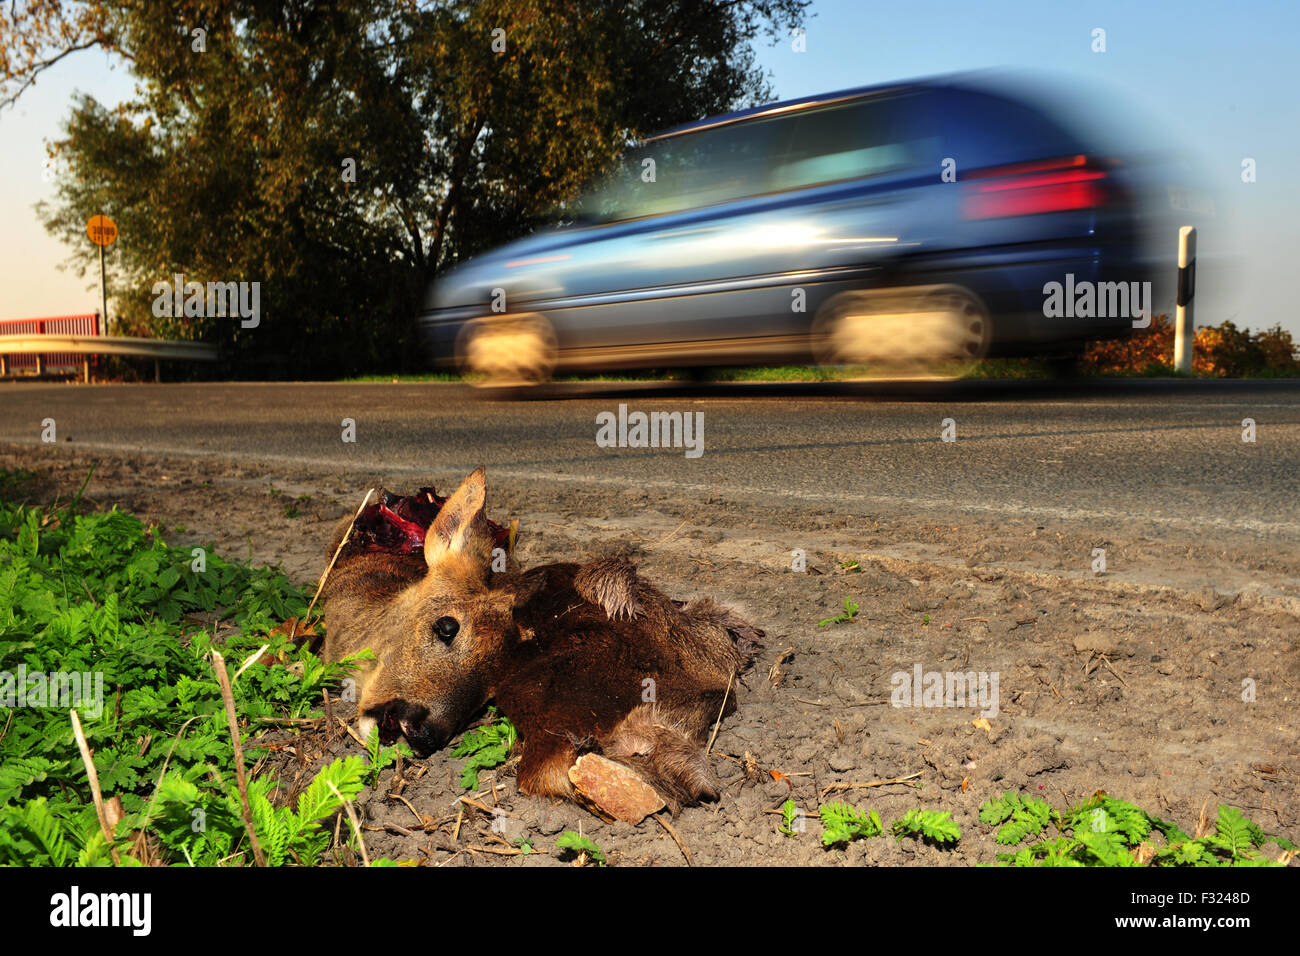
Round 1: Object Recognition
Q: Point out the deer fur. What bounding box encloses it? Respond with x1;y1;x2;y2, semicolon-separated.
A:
320;467;761;810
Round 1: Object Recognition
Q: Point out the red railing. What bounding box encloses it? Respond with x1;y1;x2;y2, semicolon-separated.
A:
0;314;101;373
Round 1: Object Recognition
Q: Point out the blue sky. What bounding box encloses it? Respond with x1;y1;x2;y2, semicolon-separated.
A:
1;0;1296;333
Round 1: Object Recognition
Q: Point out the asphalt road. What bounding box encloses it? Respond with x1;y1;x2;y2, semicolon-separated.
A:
2;378;1298;539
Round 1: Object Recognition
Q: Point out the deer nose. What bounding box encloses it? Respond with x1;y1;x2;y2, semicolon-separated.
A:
404;717;453;756
416;724;454;754
377;707;404;745
361;701;454;756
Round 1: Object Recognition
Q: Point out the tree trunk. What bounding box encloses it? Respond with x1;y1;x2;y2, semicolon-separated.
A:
426;116;485;277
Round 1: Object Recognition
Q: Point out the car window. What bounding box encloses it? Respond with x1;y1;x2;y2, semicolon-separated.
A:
767;95;918;191
575;93;922;224
576;121;778;223
911;88;1089;171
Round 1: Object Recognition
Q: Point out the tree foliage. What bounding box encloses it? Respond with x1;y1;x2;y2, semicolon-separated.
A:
1079;314;1300;377
6;0;808;375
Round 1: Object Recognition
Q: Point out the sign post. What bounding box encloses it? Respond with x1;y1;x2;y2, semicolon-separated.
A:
86;214;118;336
1174;226;1196;373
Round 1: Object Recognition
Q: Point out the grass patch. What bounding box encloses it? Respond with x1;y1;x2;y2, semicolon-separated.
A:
798;790;1294;864
0;471;389;866
981;791;1295;867
335;360;1300;386
959;358;1055;379
0;468;41;502
342;371;463;383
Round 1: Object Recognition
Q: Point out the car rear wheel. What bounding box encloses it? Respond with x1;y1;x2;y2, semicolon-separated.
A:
811;284;991;375
455;312;557;387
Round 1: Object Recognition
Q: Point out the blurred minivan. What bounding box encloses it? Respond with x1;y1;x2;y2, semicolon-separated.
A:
419;73;1155;383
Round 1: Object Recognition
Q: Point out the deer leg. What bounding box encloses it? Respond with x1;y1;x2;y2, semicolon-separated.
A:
602;702;724;811
514;732;578;799
679;596;764;658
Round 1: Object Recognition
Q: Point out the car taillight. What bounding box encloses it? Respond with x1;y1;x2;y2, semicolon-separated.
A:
962;155;1112;219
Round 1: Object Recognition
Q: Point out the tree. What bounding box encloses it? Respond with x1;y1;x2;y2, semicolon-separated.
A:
5;0;808;375
1079;315;1300;377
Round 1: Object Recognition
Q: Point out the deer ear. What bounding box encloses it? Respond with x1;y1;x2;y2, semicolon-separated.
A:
425;467;491;568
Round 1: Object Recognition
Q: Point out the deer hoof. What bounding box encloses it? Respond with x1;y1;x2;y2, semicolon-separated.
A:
568;753;666;825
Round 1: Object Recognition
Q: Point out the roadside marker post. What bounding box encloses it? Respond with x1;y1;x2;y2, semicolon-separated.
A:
1174;226;1196;373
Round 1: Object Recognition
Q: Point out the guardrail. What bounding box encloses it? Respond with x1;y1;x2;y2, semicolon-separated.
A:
0;333;218;382
0;314;101;374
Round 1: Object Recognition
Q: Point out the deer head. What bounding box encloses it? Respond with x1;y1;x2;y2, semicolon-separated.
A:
349;467;522;754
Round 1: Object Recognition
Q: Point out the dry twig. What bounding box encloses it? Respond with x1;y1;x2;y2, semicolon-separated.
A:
654;813;692;866
819;771;923;802
330;780;370;867
293;488;374;641
70;709;121;865
704;669;735;757
212;651;266;867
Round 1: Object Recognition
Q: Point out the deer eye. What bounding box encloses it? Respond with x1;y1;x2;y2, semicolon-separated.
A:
433;616;460;643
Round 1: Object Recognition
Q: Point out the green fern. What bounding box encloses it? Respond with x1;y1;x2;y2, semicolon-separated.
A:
1216;805;1260;856
0;756;65;805
450;711;517;789
1146;811;1191;845
75;829;115;867
818;801;882;846
362;726;413;787
4;797;71;866
778;799;802;838
556;831;606;866
1062;793;1149;845
153;756;366;867
249;783;291;866
1073;827;1136;866
891;808;961;845
0;482;372;867
980;790;1057;845
996;836;1084;867
293;755;366;828
985;791;1290;867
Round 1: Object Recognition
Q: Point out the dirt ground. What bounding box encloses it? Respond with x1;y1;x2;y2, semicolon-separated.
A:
6;442;1298;866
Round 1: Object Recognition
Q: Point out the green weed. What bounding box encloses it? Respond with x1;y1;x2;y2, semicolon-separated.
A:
817;596;859;627
982;791;1295;867
449;709;517;789
0;476;371;866
555;831;605;866
818;801;883;846
891;808;961;845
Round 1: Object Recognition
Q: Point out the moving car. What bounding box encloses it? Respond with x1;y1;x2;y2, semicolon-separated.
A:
419;73;1157;384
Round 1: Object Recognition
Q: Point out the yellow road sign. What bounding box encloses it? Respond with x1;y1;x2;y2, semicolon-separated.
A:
87;215;118;246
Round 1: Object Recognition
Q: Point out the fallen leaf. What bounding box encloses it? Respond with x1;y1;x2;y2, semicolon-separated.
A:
770;769;793;791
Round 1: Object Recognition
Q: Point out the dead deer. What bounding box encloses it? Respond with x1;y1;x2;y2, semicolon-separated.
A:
320;467;760;815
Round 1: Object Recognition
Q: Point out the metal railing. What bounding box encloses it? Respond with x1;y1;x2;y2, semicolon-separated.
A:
0;316;218;381
0;314;101;375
